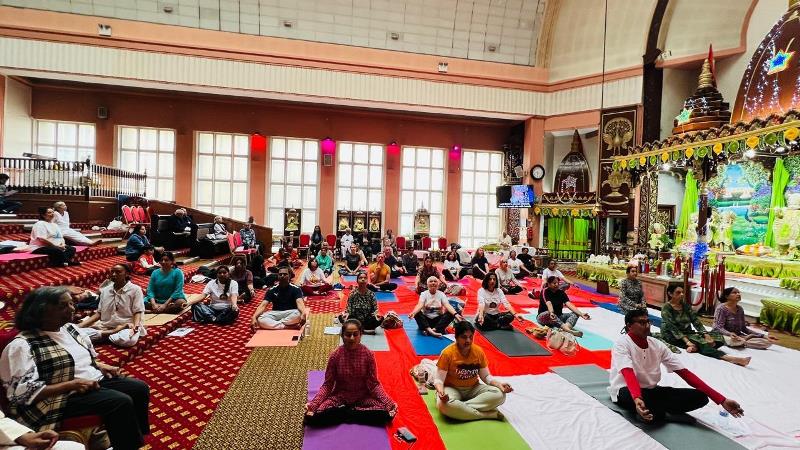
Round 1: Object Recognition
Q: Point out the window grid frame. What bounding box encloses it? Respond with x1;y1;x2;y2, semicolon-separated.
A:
459;149;504;249
33;119;96;162
116;125;176;202
399;145;447;238
194;131;251;221
267;136;321;234
334;141;386;223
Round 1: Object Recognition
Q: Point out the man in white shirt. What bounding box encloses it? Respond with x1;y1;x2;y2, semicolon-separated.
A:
53;201;96;245
542;259;570;290
340;229;354;261
507;250;533;279
609;309;743;424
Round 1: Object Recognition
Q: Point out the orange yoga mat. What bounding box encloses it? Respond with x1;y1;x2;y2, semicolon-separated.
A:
245;329;302;347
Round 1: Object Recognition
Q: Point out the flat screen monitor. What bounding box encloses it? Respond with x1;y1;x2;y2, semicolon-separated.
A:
496;185;535;208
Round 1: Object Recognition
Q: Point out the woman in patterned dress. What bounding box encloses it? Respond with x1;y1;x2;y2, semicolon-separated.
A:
304;319;397;427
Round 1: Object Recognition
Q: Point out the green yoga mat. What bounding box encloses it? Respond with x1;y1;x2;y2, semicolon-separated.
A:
422;390;530;450
551;364;746;450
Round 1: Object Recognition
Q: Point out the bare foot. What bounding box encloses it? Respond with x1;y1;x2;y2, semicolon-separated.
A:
734;356;751;367
569;329;584;338
426;329;443;338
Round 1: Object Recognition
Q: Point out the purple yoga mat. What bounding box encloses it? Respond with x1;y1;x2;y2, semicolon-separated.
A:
302;371;391;450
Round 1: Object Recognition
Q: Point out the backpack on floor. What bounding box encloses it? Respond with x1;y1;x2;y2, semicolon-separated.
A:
409;358;438;389
546;328;579;356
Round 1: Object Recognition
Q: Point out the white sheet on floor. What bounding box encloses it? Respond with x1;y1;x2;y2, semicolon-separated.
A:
497;373;667;450
553;306;800;449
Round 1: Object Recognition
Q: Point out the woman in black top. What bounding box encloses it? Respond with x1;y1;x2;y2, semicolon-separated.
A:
339;245;366;275
310;225;324;257
402;252;419;276
382;247;406;278
470;248;490;279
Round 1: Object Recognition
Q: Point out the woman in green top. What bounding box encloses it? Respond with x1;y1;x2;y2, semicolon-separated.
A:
144;252;187;314
315;244;334;276
660;285;750;367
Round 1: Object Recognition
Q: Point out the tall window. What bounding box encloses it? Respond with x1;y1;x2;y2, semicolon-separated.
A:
268;137;319;233
336;142;384;213
118;126;175;201
196;132;250;221
400;146;445;237
460;150;503;248
35;120;95;162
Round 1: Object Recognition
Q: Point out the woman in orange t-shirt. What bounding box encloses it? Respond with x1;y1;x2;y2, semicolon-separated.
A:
433;321;513;421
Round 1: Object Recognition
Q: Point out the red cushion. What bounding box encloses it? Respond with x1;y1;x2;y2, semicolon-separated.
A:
62;414;103;429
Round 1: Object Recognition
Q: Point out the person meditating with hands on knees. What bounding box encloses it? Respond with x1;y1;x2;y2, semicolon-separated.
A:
618;266;646;314
476;272;524;331
251;267;307;330
339;272;383;333
713;287;778;349
0;287;150;450
661;285;750;367
537;276;591;337
435;321;512;421
144;252;187;314
610;309;744;424
409;277;462;338
304;319;397;427
79;263;145;348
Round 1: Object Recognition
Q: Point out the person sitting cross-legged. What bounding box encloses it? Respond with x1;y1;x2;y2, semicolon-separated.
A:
507;250;533;279
304;319;397;427
442;251;470;281
338;272;383;333
434;321;513;421
494;259;524;294
542;259;570;290
409;277;462;338
368;254;397;292
415;256;447;294
29;207;78;268
382;246;406;278
610;309;744;424
144;252;187;314
230;256;257;303
251;267;307;330
133;245;159;276
0;287;150;450
661;285;750;367
126;224;163;263
713;287;778;349
470;248;490;280
536;276;590;337
79;263;145;348
339;245;367;276
300;259;333;296
191;265;239;325
315;244;335;276
476;272;524;331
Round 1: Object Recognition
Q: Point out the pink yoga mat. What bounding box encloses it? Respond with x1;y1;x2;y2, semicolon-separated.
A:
0;245;88;262
244;330;301;347
302;371;391;450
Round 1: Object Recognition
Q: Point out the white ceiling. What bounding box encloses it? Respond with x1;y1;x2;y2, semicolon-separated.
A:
1;0;548;66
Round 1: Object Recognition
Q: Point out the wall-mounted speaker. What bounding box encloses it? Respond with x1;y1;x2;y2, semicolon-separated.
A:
323;154;333;167
97;106;108;119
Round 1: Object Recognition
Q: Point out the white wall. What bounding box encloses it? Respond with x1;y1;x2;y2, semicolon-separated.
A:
1;78;31;157
657;172;684;225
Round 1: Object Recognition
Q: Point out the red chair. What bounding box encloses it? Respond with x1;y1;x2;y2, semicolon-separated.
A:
298;233;310;257
121;205;136;224
134;206;150;224
228;232;256;263
422;236;432;251
325;234;337;247
438;237;448;251
395;236;407;254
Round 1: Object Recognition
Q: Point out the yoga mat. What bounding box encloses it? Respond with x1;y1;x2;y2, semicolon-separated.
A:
522;314;614;351
143;313;182;326
375;291;398;302
593;302;663;328
421;386;529;450
303;371;391;450
245;329;302;347
341;275;357;282
390;278;405;285
551;364;747;450
478;328;551;357
340;327;389;351
402;316;452;356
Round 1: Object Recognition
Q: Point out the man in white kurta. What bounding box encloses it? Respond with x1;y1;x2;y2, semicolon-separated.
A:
53;202;94;245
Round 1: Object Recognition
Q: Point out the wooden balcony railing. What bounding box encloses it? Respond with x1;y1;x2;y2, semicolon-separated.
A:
0;157;146;199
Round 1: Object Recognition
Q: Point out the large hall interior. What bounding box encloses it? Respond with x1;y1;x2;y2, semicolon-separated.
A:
0;0;799;449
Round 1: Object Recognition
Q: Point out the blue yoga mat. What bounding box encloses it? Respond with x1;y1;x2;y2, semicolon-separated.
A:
375;291;398;302
523;314;614;351
402;316;452;356
341;275;357;282
592;301;663;328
